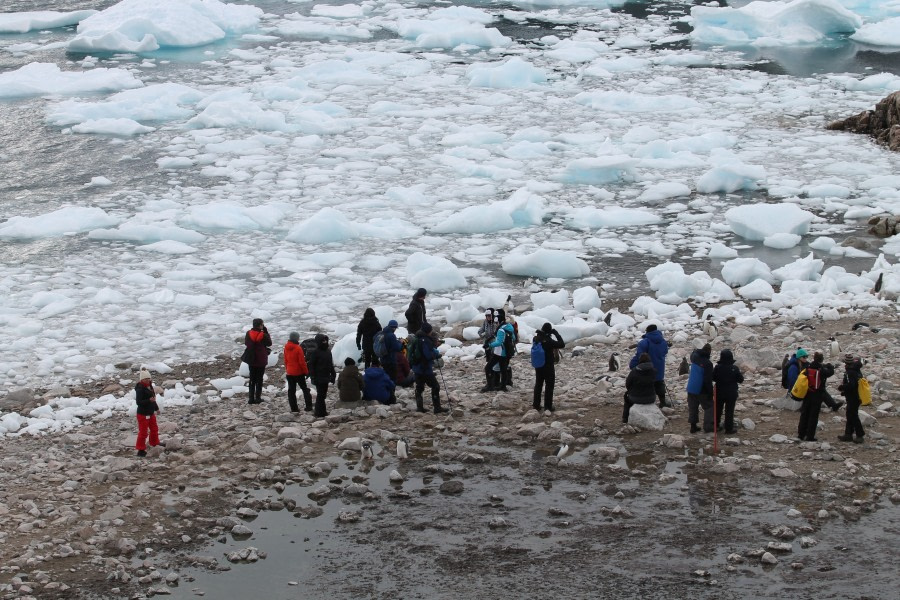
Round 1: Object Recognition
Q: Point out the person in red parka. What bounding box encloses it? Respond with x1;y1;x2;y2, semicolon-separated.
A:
135;369;160;457
284;331;312;412
244;318;272;404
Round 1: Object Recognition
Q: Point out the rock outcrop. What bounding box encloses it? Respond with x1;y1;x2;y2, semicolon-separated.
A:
827;91;900;152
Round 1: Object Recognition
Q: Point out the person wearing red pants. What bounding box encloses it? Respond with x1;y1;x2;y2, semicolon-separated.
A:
135;369;160;457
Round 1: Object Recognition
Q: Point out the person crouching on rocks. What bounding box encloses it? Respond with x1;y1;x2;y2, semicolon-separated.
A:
623;353;656;423
135;369;160;457
244;318;272;404
306;333;336;418
337;357;364;405
394;339;415;388
686;343;714;433
363;357;397;405
837;354;865;444
284;332;313;412
412;323;449;414
712;349;744;434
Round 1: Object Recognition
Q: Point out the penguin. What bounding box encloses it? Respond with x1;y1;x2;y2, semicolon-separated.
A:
505;294;515;315
603;312;613;326
702;316;717;339
797;324;815;331
874;272;883;294
396;437;409;460
781;354;789;372
828;336;841;358
556;444;570;459
361;441;374;460
608;352;619;372
851;322;870;331
678;356;690;376
595;374;611;393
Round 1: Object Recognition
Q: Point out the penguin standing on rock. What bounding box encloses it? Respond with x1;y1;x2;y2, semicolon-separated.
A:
702;315;717;339
396;437;409;460
874;272;884;294
608;352;619;372
678;356;690;376
556;444;570;459
361;441;374;461
828;336;841;358
603;312;613;326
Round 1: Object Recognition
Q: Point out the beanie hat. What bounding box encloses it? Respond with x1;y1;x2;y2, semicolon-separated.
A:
344;357;355;366
795;348;808;358
289;331;300;343
421;322;433;334
645;324;657;332
139;369;151;381
842;353;857;364
541;322;552;333
388;319;398;329
415;288;427;298
252;318;263;328
701;343;712;355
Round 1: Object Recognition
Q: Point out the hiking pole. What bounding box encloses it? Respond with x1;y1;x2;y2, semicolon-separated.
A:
437;363;452;411
712;386;719;456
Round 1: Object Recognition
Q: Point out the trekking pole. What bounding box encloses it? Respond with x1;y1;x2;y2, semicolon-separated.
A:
712;386;719;455
437;363;452;410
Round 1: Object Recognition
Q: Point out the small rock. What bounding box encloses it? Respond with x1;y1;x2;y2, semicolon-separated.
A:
741;418;756;431
770;468;796;478
388;470;404;483
761;552;778;565
799;536;818;549
439;480;464;495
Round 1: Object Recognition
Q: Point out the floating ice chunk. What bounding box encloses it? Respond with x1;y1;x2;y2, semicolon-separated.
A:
809;236;836;251
0;10;97;33
446;301;480;323
70;0;263;53
569;206;660;229
772;253;823;282
184;202;285;232
573;286;601;312
187;98;292;132
574;90;700;112
725;203;814;241
697;156;766;193
310;4;369;18
721;257;774;286
276;17;372;41
0;207;120;239
690;0;862;47
467;57;547;88
71;118;155;136
47;83;205;127
432;188;544;234
395;18;511;49
637;182;691;203
708;243;739;259
89;222;206;244
560;156;638;185
531;289;569;309
0;63;142;99
503;249;590;279
406;253;467;292
285;207;357;244
137;241;198;254
829;72;900;92
738;279;775;300
429;6;494;23
763;233;802;249
851;18;900;47
86;176;113;187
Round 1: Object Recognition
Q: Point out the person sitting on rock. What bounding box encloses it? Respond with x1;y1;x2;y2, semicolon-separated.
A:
337;357;364;405
363;357;397;405
134;369;161;457
686;343;714;433
837;354;865;444
306;333;336;418
394;339;415;388
712;349;744;434
623;353;656;424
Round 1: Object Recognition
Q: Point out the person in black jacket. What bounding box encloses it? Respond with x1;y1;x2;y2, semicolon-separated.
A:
837;354;865;443
243;318;272;404
624;353;656;423
356;308;382;368
405;288;427;334
134;369;160;457
797;351;835;442
712;349;744;434
306;333;336;418
532;323;565;412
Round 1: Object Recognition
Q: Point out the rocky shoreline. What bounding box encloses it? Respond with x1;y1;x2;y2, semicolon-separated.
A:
1;310;899;599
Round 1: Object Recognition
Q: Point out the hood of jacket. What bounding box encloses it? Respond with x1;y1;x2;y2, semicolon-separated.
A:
643;329;665;346
634;361;655;375
718;349;735;365
690;347;710;364
248;329;266;343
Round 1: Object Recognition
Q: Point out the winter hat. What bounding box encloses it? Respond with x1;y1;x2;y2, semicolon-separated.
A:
388;319;399;329
314;333;329;344
252;318;264;328
139;369;151;381
485;310;493;317
344;357;356;366
541;322;552;333
289;331;300;343
645;324;658;332
795;348;809;358
701;343;712;356
421;322;433;334
415;288;427;298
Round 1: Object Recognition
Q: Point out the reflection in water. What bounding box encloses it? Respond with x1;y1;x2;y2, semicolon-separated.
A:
685;466;743;519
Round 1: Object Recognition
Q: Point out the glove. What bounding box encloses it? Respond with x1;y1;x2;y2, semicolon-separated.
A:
435;357;445;369
356;343;361;350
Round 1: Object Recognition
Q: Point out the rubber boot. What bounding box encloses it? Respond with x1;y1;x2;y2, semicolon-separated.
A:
433;396;449;414
497;372;507;392
480;372;495;393
303;389;313;412
415;393;427;413
690;423;700;434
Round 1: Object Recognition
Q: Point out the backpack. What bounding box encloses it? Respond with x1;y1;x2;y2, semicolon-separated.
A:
407;335;423;366
373;331;387;358
530;341;546;368
859;377;871;406
781;355;791;389
301;338;317;356
502;325;516;358
806;367;822;392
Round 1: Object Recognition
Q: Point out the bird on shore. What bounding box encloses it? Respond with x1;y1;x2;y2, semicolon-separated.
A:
851;322;880;333
361;441;374;460
608;352;619;372
828;336;841;358
396;437;409;460
874;272;884;294
797;324;815;331
702;315;717;339
678;356;689;376
603;312;613;326
556;444;570;459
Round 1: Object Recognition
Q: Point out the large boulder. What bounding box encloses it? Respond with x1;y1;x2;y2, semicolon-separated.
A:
0;388;36;413
627;403;667;431
770;395;802;411
827;91;900;152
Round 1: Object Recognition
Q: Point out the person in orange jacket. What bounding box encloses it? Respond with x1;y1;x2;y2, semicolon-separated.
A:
284;332;313;412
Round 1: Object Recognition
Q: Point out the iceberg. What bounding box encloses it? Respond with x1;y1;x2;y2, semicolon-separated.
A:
69;0;263;53
502;249;590;279
406;253;467;292
467;58;547;88
851;18;900;47
432;188;544;234
0;63;142;99
725;203;814;241
0;10;96;33
0;207;120;240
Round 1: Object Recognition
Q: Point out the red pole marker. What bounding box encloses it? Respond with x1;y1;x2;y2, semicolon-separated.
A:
712;385;719;455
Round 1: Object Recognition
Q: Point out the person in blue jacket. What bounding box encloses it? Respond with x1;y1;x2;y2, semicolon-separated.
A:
785;348;808;395
412;323;449;414
628;324;670;407
363;357;396;405
380;320;403;381
686;343;714;433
